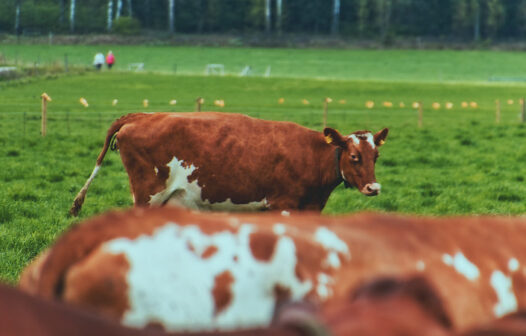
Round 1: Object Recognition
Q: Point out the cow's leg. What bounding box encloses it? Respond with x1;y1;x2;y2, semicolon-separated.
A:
127;165;167;206
119;149;167;206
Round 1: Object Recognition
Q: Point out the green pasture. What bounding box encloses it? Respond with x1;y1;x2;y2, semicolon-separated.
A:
2;48;526;283
3;44;526;82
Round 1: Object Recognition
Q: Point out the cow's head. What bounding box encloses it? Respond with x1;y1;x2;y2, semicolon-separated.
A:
323;127;388;196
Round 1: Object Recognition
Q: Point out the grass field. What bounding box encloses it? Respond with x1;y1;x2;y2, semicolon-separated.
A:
3;44;526;82
2;46;526;283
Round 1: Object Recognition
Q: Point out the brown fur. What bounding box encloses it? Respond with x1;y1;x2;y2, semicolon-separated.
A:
458;312;526;336
249;232;279;261
2;279;458;336
21;207;526;330
70;112;387;215
212;271;235;316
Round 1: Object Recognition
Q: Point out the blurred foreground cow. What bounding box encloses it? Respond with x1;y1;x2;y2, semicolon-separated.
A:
20;208;526;331
70;112;388;215
5;276;454;336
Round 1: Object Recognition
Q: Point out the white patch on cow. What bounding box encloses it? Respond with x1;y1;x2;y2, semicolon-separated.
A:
316;273;333;299
442;252;480;281
364;133;375;149
348;133;375;149
490;270;518;317
273;223;286;236
508;258;520;272
228;218;240;228
150;156;269;211
281;210;290;217
348;134;360;145
104;223;312;331
314;227;350;269
154;167;159;175
416;260;426;271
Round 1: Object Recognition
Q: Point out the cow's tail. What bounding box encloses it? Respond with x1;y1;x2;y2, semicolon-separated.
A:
69;114;135;216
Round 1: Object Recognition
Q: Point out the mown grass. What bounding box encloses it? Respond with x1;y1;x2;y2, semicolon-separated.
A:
2;67;526;283
3;44;526;82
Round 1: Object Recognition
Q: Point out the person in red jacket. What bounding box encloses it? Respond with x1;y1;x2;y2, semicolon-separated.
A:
106;51;115;69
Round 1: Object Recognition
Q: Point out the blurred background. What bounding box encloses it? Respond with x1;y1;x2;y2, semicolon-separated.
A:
2;0;525;45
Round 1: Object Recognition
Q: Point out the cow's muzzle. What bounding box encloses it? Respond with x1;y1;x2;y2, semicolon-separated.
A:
361;183;381;196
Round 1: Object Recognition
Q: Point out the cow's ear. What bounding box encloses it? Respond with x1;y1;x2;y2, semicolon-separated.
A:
323;128;347;147
374;128;389;147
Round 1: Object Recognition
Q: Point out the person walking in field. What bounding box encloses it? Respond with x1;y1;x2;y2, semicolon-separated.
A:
93;52;104;70
106;51;115;69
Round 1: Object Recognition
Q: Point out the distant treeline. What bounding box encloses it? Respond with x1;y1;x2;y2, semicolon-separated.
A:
2;0;526;41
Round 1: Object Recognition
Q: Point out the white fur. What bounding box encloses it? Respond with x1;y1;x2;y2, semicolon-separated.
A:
314;227;350;269
104;223;312;331
364;133;375;149
508;258;520;272
442;252;479;281
150;156;269;211
316;273;333;299
348;133;375;149
273;223;286;235
490;270;517;317
349;134;360;145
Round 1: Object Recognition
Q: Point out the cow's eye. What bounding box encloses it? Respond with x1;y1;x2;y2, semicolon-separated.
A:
350;154;360;162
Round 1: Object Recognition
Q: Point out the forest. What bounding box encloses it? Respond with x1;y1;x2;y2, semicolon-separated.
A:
2;0;526;42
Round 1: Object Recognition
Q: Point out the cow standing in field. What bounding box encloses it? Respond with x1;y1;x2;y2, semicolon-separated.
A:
21;207;526;331
70;112;388;215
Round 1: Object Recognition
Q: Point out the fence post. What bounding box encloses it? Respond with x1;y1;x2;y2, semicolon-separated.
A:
418;102;423;128
323;97;332;129
41;93;52;136
495;99;500;124
195;97;204;112
521;98;525;123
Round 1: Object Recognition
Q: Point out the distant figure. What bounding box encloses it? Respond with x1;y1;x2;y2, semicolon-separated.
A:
106;51;115;69
93;52;104;71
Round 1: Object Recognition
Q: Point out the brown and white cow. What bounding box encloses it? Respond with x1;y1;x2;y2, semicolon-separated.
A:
70;112;388;215
21;207;526;332
4;276;454;336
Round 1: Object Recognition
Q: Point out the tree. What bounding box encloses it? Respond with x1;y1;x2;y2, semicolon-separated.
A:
116;0;123;19
69;0;76;32
15;0;21;35
168;0;175;33
107;0;113;31
485;0;505;38
276;0;282;34
331;0;340;35
59;0;65;26
472;0;480;41
357;0;370;37
127;0;132;16
376;0;392;41
265;0;271;33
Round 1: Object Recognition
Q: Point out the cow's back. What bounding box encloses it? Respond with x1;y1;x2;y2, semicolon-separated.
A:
20;208;526;331
116;113;329;209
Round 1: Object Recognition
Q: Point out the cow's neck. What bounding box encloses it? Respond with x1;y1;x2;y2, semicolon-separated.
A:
320;145;344;191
